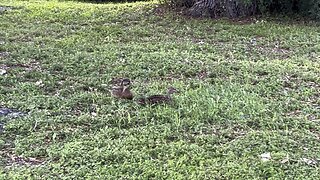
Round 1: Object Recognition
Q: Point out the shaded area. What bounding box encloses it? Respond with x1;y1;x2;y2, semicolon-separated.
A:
0;107;27;133
0;107;26;118
0;0;319;179
0;5;22;13
164;0;320;20
0;122;3;133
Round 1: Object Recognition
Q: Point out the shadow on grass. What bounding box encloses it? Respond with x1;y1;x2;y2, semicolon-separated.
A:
62;0;152;3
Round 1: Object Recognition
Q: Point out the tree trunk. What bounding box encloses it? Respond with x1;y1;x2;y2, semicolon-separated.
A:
187;0;216;17
187;0;258;18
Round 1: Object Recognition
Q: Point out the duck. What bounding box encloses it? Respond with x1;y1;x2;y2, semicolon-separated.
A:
110;78;134;100
137;87;178;106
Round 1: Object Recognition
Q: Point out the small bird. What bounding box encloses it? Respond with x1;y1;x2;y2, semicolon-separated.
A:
110;78;134;100
137;87;178;106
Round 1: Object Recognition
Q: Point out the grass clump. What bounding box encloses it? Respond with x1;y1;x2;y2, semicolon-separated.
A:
0;0;319;179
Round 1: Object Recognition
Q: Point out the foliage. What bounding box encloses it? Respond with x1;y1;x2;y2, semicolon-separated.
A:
0;0;320;178
71;0;152;3
297;0;320;19
163;0;320;19
159;0;195;8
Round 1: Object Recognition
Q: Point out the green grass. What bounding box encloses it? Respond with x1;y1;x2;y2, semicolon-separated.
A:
0;0;319;178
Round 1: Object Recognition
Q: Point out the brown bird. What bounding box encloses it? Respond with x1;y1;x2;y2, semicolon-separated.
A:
137;87;178;106
110;78;133;100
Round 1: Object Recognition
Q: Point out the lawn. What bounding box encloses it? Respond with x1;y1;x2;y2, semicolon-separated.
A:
0;0;319;178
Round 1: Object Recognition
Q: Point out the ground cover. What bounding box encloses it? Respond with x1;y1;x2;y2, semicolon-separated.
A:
0;0;319;178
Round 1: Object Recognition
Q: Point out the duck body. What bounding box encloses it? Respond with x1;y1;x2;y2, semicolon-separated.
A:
137;87;178;106
111;86;133;100
110;78;133;100
110;79;178;105
137;95;171;105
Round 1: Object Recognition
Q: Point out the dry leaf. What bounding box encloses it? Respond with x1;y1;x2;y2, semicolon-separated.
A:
260;152;271;162
280;155;289;164
301;158;318;166
35;80;43;86
0;69;6;75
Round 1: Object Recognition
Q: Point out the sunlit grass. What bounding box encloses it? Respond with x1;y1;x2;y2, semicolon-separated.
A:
0;0;319;178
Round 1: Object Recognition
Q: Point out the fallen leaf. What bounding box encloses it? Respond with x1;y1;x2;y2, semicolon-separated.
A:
280;155;289;164
0;69;6;75
301;158;318;166
260;152;271;162
35;80;43;86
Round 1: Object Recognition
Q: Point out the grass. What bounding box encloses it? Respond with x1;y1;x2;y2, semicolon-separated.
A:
0;0;319;178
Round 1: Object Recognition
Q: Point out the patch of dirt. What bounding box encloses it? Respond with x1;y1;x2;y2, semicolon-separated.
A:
182;125;248;144
285;110;319;122
5;153;45;167
282;74;320;90
164;69;210;81
0;138;45;168
309;128;320;140
229;17;260;25
264;46;290;56
286;110;303;116
308;51;320;61
0;123;3;133
153;5;169;17
251;45;292;59
197;70;209;80
281;74;320;119
141;69;211;83
246;37;293;59
1;61;41;72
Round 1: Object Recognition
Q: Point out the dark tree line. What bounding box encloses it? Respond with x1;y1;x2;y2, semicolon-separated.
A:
165;0;320;20
79;0;320;20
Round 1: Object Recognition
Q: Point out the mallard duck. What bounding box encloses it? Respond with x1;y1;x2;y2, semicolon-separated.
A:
110;79;133;100
137;95;171;105
137;87;178;106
